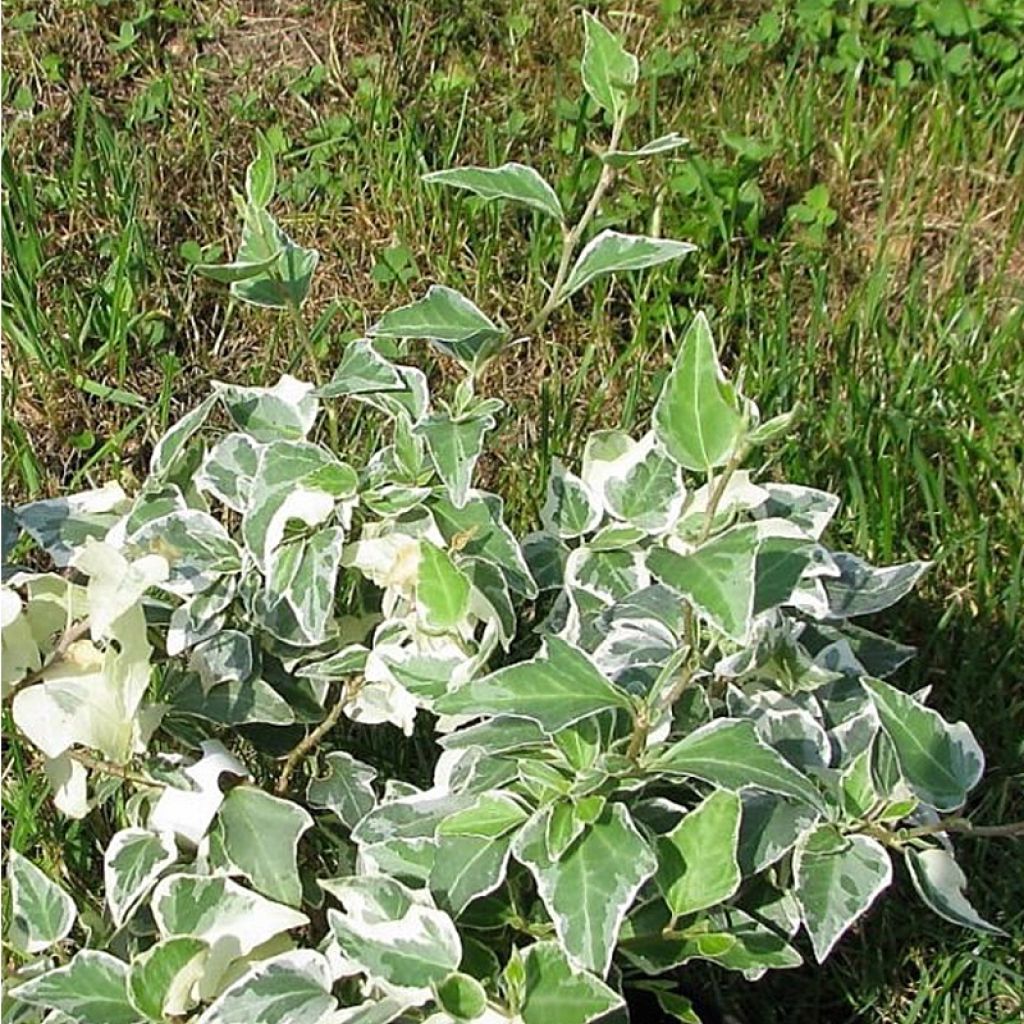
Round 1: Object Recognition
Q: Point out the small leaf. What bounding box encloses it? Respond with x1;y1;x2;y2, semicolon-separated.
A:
370;285;506;369
520;941;624;1024
430;833;513;916
245;134;277;209
316;338;407;399
434;971;488;1021
8;850;77;953
602;132;689;168
150;394;218;478
418;540;472;632
863;677;984;812
417;413;495;509
424;162;563;221
825;554;930;617
905;847;1006;936
563;230;695;299
307;751;377;830
216;374;319;444
438;791;529;839
653;312;747;472
794;828;892;963
194;253;281;284
540;460;602;540
435;636;633;733
104;829;178;928
654;718;825;812
581;12;638;119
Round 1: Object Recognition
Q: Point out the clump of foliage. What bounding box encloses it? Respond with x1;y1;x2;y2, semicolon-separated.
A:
1;14;1009;1024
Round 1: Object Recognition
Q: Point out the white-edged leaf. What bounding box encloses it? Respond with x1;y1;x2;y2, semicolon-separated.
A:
519;941;624;1024
653;312;746;472
307;750;377;830
104;828;178;928
580;12;638;119
8;850;77;953
430;834;513;917
128;936;208;1021
563;231;695;299
602;132;689;168
216;375;319;444
417;413;494;509
424;162;563;221
151;394;218;477
437;791;529;839
905;847;1006;936
196;433;263;512
540;460;602;540
825;554;930;617
11;950;139;1024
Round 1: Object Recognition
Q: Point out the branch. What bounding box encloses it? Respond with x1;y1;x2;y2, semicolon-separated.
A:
5;618;92;700
863;816;1024;846
68;750;166;789
275;680;359;795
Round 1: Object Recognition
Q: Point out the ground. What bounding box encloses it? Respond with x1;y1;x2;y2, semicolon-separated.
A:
2;1;1023;1021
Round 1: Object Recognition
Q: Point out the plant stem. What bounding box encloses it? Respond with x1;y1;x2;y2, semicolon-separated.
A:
863;816;1024;847
524;110;628;337
68;750;166;789
275;680;358;795
5;618;92;700
697;442;750;545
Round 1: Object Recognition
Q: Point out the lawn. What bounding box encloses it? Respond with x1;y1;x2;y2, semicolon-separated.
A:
2;1;1023;1021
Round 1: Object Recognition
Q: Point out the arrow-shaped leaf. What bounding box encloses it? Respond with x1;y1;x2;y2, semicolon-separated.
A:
424;162;563;221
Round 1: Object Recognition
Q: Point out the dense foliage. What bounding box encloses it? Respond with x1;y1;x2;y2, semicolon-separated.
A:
1;15;1004;1024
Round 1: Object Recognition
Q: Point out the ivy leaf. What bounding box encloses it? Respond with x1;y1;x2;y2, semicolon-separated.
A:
434;971;488;1021
128;936;208;1022
212;786;313;907
824;554;930;617
215;375;319;444
11;950;139;1024
863;677;984;812
513;803;657;976
150;394;218;478
317;337;407;399
580;12;638;119
196;433;262;513
8;850;77;953
438;791;529;839
656;789;742;918
424;162;563;222
327;876;462;990
435;636;633;733
307;751;378;829
369;285;506;369
905;847;1006;936
653;312;747;472
430;833;513;916
519;941;624;1024
653;718;825;812
563;230;695;299
195;950;336;1024
104;828;178;928
540;460;602;540
602;132;689;168
793;828;892;963
601;434;685;533
417;412;495;509
417;540;472;633
245;133;277;209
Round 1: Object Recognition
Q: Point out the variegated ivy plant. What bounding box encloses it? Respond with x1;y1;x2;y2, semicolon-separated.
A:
2;13;1009;1024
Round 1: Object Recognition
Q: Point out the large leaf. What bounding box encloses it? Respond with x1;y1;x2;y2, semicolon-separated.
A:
213;786;312;907
424;162;563;221
327;876;461;990
654;718;825;812
196;950;336;1024
793;828;892;963
863;677;984;811
563;230;695;298
11;950;139;1024
417;540;472;632
369;285;505;368
513;803;656;975
435;636;633;733
519;941;624;1024
430;833;513;916
104;829;178;928
653;312;746;472
580;12;638;119
216;375;319;444
656;789;742;918
8;850;77;953
824;554;929;617
128;936;208;1021
307;751;378;830
905;847;1005;936
417;412;494;509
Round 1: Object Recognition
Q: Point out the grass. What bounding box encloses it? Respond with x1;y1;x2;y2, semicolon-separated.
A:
2;1;1023;1021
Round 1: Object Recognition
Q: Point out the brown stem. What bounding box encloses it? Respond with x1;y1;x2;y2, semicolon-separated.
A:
626;706;649;762
275;681;358;795
863;816;1024;847
68;750;166;789
697;442;749;545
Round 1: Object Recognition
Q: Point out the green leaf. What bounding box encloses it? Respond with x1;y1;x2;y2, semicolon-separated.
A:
602;132;689;168
520;941;624;1024
369;285;505;369
580;12;638;119
652;312;747;472
656;789;742;918
230;219;319;310
189;630;253;692
8;850;77;953
905;847;1006;936
316;338;407;399
435;636;633;733
417;540;472;632
430;833;513;916
424;162;563;221
513;803;657;975
196;432;262;512
12;950;140;1024
654;718;825;812
213;786;313;907
245;134;277;209
128;937;207;1022
216;375;319;444
103;829;178;928
794;828;892;963
196;950;336;1024
327;876;462;989
540;460;602;539
434;971;488;1021
825;554;930;617
128;509;242;592
563;230;695;299
438;791;529;839
194;252;281;284
737;793;818;875
169;674;295;726
417;413;494;509
150;394;218;478
862;677;984;812
602;435;685;533
307;751;378;829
